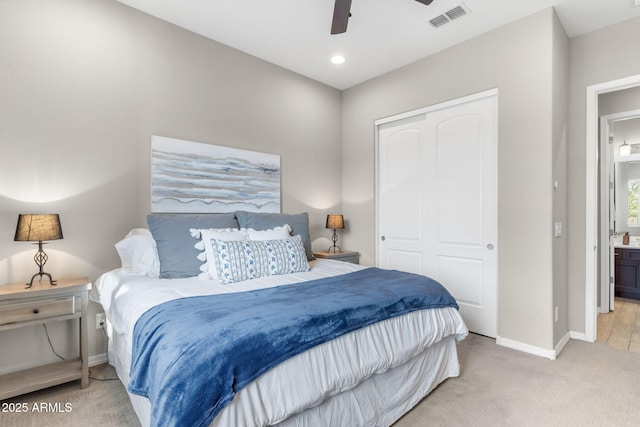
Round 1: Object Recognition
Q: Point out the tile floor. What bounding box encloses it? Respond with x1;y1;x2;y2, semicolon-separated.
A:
597;297;640;353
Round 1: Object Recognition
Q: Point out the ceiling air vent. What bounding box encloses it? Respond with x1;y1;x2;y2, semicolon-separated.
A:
445;5;467;21
428;4;469;28
429;15;450;28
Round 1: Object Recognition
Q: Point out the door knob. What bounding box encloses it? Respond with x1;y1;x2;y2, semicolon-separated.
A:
381;236;386;241
486;243;494;250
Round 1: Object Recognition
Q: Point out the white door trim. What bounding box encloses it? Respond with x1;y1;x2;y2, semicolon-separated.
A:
585;74;640;342
599;115;613;315
374;88;499;127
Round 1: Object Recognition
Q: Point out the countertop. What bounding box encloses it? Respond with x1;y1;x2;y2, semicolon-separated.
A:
613;236;640;249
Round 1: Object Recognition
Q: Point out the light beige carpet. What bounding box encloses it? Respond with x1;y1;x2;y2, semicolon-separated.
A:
3;334;640;426
396;333;640;427
1;364;140;427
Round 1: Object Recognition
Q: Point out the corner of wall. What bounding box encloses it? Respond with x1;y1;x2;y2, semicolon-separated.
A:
551;5;570;349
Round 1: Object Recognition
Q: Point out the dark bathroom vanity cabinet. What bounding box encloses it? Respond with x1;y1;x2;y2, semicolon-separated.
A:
615;247;640;300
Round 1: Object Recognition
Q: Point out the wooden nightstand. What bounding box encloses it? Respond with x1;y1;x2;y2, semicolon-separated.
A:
0;278;91;400
314;250;360;264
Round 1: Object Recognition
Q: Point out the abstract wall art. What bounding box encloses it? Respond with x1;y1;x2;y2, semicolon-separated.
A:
151;136;281;213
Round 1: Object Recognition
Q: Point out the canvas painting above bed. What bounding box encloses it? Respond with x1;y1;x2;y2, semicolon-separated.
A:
151;135;281;213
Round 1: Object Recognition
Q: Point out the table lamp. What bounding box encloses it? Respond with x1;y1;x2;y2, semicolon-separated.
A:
14;214;63;288
326;214;344;253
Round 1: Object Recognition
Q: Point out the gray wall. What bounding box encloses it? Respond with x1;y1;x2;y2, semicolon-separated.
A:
0;0;342;371
342;9;564;351
552;11;570;346
567;15;640;334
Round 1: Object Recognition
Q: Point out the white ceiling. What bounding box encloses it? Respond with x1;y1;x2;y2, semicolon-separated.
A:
115;0;640;90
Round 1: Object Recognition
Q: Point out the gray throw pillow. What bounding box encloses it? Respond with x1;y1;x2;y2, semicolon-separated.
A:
147;213;239;278
234;211;315;260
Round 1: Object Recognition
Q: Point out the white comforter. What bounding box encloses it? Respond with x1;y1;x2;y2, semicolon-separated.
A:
92;259;468;426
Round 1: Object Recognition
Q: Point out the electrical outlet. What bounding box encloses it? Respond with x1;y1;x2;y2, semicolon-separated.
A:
96;313;106;329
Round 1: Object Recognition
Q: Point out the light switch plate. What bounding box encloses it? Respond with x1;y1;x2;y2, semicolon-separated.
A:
554;222;562;238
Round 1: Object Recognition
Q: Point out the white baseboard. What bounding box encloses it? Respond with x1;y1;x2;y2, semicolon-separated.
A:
89;353;108;366
569;330;592;342
554;332;571;357
496;332;572;360
496;336;557;360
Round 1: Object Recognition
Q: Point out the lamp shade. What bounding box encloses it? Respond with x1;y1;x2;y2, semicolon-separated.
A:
14;214;63;242
326;214;345;230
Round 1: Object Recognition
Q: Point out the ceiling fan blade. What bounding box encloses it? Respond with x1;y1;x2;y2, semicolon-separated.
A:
414;0;434;5
331;0;352;35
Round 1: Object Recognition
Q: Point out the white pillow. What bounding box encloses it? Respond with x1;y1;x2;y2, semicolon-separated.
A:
191;228;248;280
114;229;160;277
245;224;291;241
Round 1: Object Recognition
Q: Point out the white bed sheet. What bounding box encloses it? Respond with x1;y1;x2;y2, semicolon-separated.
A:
93;259;468;426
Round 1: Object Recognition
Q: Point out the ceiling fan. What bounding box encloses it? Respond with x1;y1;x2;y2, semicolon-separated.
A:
331;0;434;35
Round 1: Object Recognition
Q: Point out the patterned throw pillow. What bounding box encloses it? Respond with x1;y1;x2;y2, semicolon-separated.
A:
190;228;249;280
210;235;311;284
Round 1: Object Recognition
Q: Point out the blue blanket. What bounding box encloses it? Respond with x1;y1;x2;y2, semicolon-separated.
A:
128;267;458;427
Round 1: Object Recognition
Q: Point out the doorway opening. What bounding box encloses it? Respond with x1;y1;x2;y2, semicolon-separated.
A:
586;74;640;342
600;110;640;317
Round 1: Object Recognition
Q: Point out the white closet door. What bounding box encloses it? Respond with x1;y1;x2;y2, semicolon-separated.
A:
377;93;498;337
378;114;428;275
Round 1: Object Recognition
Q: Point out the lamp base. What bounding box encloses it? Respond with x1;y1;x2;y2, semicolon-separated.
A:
327;229;342;253
26;272;57;289
25;241;57;288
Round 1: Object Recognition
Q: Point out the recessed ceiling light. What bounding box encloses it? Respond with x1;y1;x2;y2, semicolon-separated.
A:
331;55;346;65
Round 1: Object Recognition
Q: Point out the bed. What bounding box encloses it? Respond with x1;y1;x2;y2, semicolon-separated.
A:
92;212;468;427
